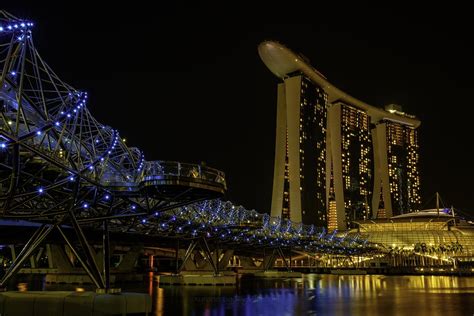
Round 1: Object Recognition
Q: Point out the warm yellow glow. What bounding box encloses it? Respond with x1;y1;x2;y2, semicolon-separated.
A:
17;283;27;292
327;199;338;231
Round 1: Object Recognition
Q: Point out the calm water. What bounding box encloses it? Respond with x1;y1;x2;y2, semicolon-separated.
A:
14;273;474;315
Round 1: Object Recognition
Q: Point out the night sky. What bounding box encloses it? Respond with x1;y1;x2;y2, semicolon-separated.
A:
5;3;474;216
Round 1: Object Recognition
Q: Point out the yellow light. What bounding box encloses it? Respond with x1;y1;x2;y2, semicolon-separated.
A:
75;287;85;292
17;283;28;292
8;120;12;125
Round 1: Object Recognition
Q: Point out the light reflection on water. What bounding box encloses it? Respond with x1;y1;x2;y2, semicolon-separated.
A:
148;274;474;316
14;273;474;315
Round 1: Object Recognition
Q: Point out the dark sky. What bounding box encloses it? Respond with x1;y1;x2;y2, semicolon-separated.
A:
5;3;474;215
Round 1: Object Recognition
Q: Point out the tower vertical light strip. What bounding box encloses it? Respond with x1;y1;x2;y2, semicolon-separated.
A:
406;127;421;209
327;103;346;229
372;123;393;217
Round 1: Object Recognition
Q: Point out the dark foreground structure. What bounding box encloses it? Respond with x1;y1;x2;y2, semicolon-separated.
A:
0;12;373;314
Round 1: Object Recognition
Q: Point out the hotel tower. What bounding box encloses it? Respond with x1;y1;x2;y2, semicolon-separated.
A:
259;41;421;230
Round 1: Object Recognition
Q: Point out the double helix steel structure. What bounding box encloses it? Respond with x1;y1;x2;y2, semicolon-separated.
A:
0;12;376;290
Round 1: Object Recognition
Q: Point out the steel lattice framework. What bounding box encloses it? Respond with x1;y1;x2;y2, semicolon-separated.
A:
0;12;377;290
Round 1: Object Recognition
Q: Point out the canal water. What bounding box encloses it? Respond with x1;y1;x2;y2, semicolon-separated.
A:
12;273;474;315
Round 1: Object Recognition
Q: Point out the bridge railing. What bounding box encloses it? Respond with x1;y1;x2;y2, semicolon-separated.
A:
141;160;226;188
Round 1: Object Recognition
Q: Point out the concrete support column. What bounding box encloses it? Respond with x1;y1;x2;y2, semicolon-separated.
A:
271;83;287;218
372;123;393;217
49;245;74;272
218;250;234;270
116;246;141;272
9;245;16;261
285;76;302;223
239;256;260;270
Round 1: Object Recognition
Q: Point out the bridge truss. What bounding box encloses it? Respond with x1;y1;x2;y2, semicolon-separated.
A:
0;12;377;290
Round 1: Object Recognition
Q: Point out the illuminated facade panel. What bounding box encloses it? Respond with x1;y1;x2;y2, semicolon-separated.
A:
327;102;373;229
271;73;327;226
260;41;421;229
341;102;372;225
386;121;421;214
372;120;421;217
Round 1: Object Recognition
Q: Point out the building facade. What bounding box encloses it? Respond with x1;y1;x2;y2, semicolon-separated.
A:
270;73;328;226
327;101;373;229
372;117;421;217
260;41;421;229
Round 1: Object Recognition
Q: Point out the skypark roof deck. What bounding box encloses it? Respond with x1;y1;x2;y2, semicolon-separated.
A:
258;40;420;127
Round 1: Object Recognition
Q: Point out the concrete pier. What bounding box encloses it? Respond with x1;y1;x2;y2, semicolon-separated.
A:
0;291;151;316
156;273;236;285
44;273;143;284
252;270;303;278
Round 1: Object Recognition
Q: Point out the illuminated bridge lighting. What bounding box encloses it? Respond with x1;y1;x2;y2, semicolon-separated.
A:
0;11;377;290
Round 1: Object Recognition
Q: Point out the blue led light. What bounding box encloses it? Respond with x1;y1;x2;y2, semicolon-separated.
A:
36;131;41;136
141;219;147;224
38;187;44;194
83;203;88;208
104;195;110;200
55;122;60;126
131;205;136;210
10;71;16;76
0;143;6;149
69;176;74;181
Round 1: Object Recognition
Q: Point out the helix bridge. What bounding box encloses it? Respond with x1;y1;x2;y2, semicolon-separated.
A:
0;11;376;289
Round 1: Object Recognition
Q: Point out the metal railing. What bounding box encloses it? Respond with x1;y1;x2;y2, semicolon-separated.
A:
141;160;226;188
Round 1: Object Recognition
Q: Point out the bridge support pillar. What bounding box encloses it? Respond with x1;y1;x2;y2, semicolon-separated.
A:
162;238;236;285
0;224;55;289
218;250;234;270
9;245;16;261
116;246;141;272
